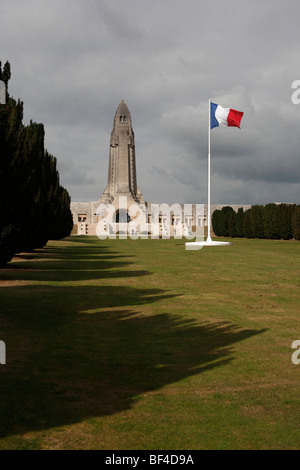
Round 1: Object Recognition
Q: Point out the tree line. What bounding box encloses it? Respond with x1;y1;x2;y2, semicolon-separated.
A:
212;204;300;240
0;61;73;266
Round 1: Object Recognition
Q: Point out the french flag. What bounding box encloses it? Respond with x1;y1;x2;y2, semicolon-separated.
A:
211;102;243;129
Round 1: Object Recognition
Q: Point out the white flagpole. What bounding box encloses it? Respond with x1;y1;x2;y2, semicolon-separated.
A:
185;98;232;249
207;99;212;242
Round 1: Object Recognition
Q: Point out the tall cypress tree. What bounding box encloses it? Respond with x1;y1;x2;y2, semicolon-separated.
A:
0;60;73;265
0;71;24;264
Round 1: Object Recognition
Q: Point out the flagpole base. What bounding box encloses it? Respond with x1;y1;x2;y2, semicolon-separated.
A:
185;239;232;250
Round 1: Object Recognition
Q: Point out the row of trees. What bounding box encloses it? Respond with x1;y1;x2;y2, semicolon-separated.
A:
212;204;300;240
0;61;73;265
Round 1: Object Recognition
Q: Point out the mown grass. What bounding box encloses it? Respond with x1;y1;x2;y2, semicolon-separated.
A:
0;236;299;449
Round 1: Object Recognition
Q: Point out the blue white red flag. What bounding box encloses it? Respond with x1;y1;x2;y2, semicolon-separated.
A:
211;102;243;129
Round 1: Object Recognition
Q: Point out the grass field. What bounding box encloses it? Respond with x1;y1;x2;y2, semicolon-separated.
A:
0;236;299;450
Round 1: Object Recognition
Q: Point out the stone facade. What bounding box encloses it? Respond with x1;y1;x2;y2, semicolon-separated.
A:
70;201;251;237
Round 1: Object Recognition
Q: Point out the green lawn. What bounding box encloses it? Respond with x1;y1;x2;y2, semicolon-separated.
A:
0;236;299;449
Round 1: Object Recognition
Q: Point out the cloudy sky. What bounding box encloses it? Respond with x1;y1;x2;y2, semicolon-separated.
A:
1;0;300;204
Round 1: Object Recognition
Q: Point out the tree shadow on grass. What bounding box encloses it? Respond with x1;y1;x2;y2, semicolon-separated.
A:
0;283;266;438
0;242;145;283
0;237;267;438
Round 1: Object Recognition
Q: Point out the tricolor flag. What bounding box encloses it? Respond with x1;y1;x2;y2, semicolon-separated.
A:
211;102;243;129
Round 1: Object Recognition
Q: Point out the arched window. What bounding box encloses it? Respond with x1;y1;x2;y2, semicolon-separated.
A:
123;116;127;123
119;116;123;123
115;210;131;223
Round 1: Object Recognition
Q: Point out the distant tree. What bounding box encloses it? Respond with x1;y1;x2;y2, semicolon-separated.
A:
262;204;280;239
212;206;236;237
221;206;235;237
250;205;264;238
292;205;300;240
212;209;222;236
228;210;237;237
243;209;252;238
213;203;296;241
235;208;244;237
276;204;294;240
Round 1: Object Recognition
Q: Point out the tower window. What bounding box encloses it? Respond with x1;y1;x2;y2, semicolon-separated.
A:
119;116;123;123
123;116;127;122
78;214;87;223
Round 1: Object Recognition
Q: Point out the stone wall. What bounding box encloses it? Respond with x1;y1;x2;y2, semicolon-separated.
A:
70;201;251;236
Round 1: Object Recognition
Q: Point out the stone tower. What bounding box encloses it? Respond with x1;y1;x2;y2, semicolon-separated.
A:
100;100;145;206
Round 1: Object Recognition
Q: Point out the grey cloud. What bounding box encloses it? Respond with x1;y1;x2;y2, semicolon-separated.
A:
2;0;300;205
